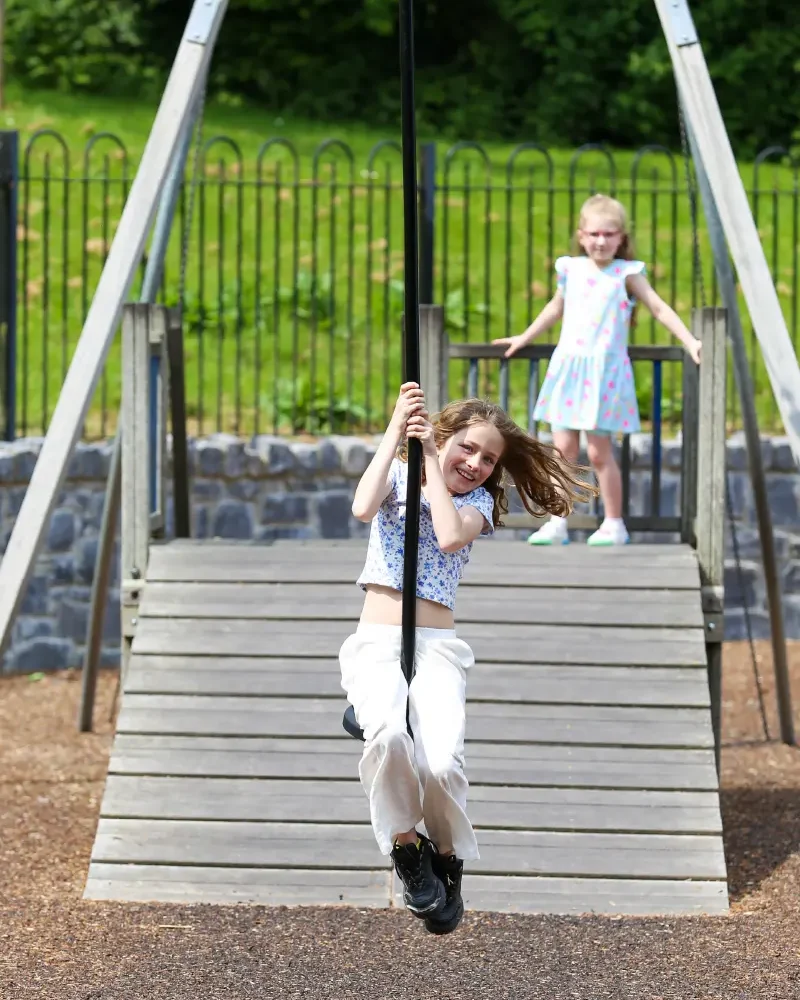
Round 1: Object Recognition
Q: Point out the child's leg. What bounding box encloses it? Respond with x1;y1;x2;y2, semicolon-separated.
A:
409;630;479;862
586;432;622;517
528;427;580;545
339;626;422;854
553;427;580;463
586;432;629;545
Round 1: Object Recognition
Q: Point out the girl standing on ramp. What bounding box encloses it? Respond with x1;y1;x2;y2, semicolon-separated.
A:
340;381;590;934
494;193;702;547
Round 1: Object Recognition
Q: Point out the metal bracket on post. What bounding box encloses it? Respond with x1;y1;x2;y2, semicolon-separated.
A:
666;0;698;46
184;0;226;44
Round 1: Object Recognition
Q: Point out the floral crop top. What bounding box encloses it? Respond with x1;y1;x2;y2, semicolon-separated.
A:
356;458;495;611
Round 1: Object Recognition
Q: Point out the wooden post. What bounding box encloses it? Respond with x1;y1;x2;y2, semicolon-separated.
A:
654;0;800;465
694;306;726;770
167;308;191;538
419;304;448;415
120;304;154;681
0;0;228;657
148;307;169;538
680;349;699;545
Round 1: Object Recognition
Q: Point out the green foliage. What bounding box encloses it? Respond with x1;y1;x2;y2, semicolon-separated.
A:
7;0;800;158
6;0;158;95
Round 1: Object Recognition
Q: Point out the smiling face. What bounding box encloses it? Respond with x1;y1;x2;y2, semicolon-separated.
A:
437;419;506;494
578;210;626;268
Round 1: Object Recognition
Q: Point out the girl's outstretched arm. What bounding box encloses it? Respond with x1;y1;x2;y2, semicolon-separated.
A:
406;413;487;553
628;274;702;364
351;382;425;521
492;291;564;358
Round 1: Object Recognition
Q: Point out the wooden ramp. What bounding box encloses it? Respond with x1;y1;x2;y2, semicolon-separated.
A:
85;539;728;916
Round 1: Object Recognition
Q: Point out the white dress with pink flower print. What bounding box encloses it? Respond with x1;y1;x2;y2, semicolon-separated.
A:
533;255;643;435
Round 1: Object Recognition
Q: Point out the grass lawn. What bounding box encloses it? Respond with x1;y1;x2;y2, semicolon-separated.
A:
3;83;798;439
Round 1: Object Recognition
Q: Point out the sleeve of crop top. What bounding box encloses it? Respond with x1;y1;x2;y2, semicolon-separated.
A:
454;487;495;534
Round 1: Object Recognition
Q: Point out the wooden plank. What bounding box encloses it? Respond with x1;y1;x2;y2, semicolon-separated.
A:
457;874;727;916
152;538;699;565
85;865;727;915
100;776;722;834
131;619;706;666
85;864;391;907
91;819;727;879
110;736;720;789
145;545;700;590
0;3;229;652
116;694;714;747
125;657;711;707
139;582;703;628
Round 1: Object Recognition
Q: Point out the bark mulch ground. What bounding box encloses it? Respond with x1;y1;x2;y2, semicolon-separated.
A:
1;642;799;1000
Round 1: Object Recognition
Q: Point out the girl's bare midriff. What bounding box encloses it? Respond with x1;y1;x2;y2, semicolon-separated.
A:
360;584;455;629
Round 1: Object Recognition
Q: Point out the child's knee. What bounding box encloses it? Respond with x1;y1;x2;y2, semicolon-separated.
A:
587;437;613;469
424;752;464;788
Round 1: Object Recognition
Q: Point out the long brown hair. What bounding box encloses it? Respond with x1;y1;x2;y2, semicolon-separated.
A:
401;398;596;528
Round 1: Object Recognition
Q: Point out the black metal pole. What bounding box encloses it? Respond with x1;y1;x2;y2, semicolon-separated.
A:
341;0;422;743
399;0;422;698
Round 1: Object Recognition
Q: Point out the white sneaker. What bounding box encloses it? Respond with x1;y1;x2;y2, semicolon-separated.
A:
527;519;569;546
587;520;630;546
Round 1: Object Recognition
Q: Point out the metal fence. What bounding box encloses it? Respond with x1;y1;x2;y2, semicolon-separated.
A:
2;128;798;440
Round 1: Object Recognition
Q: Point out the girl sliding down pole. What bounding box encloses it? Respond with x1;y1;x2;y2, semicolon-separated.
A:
339;382;592;934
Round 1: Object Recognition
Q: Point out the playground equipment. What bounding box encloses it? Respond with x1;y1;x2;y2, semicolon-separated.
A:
0;0;797;913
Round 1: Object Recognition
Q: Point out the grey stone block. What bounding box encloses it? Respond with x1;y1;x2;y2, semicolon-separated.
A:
6;487;26;516
765;476;798;526
47;508;75;552
781;595;800;638
724;607;771;641
21;576;48;615
51;555;76;585
293;443;320;473
57;589;120;644
724;559;761;609
662;439;682;471
194;507;210;539
195;439;226;477
726;472;750;521
251;436;295;475
329;436;369;476
101;647;121;668
725;432;748;471
4;637;76;674
192;480;223;502
68;443;110;481
771;437;796;472
13;617;54;645
318;440;341;472
212;499;254;540
781;560;800;595
258;525;316;542
228;479;260;502
262;494;309;525
11;440;41;481
77;536;120;585
629;433;652;468
316;492;352;539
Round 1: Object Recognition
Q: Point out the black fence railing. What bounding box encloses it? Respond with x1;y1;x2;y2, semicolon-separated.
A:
2;129;797;439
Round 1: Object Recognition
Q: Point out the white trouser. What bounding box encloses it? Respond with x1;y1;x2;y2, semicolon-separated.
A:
339;624;479;861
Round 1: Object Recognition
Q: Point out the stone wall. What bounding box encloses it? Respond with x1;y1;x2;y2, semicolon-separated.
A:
0;432;798;674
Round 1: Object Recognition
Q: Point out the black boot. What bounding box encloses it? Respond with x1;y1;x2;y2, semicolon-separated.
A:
392;834;445;917
425;852;464;935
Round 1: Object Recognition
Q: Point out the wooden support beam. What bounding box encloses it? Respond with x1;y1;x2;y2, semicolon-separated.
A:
694;307;726;770
0;0;228;656
654;0;800;467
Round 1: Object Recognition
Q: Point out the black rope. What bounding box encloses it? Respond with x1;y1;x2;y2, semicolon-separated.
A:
677;98;770;741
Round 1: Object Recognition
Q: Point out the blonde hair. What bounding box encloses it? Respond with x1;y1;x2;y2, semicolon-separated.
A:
400;398;596;527
574;193;636;260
